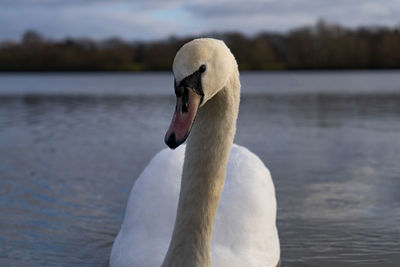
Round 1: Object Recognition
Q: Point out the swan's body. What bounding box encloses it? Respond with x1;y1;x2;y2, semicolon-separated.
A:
110;145;279;267
110;38;280;267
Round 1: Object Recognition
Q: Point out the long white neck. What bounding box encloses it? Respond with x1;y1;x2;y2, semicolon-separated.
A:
162;70;240;267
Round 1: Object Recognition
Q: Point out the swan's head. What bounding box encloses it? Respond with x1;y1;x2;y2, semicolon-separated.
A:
165;38;236;149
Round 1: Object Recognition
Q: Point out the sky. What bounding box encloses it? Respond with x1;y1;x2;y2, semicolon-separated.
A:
1;0;400;41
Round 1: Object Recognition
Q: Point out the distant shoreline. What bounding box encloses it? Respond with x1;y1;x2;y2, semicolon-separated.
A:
1;68;400;73
2;21;400;71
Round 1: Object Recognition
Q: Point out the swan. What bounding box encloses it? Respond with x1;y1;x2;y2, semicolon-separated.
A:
110;38;280;267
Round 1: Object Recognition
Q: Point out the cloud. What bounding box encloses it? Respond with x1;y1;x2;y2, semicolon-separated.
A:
0;0;184;9
0;2;188;40
0;0;399;41
185;0;400;31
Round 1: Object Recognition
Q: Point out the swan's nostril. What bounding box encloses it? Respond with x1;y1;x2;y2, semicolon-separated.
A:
182;88;189;113
166;133;179;149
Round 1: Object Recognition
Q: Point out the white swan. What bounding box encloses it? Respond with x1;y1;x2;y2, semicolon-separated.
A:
110;38;280;267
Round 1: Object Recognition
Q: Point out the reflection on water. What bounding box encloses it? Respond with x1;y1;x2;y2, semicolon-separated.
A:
0;72;400;266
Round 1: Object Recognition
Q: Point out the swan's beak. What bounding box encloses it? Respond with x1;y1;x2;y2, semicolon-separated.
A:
165;88;202;149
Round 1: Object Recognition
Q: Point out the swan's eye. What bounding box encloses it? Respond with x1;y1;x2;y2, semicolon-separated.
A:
199;64;206;73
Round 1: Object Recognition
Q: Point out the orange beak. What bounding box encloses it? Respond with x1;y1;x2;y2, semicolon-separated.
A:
165;88;202;149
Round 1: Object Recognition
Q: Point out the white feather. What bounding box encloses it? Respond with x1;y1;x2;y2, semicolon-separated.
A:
110;144;280;267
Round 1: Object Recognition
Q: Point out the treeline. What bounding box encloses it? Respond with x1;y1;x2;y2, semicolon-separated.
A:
0;21;400;71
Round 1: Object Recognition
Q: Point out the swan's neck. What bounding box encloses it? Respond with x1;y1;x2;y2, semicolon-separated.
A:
162;72;240;267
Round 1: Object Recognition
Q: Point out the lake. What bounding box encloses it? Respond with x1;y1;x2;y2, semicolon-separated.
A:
0;71;399;266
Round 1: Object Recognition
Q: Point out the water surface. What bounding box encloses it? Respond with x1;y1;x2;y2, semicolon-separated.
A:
0;71;400;266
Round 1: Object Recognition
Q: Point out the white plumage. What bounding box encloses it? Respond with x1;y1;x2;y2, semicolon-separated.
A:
110;38;280;267
110;144;280;267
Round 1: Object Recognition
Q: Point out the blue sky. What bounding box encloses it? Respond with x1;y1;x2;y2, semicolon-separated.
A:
1;0;399;41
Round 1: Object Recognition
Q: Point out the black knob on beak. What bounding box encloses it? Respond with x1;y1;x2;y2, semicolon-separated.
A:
175;86;184;97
